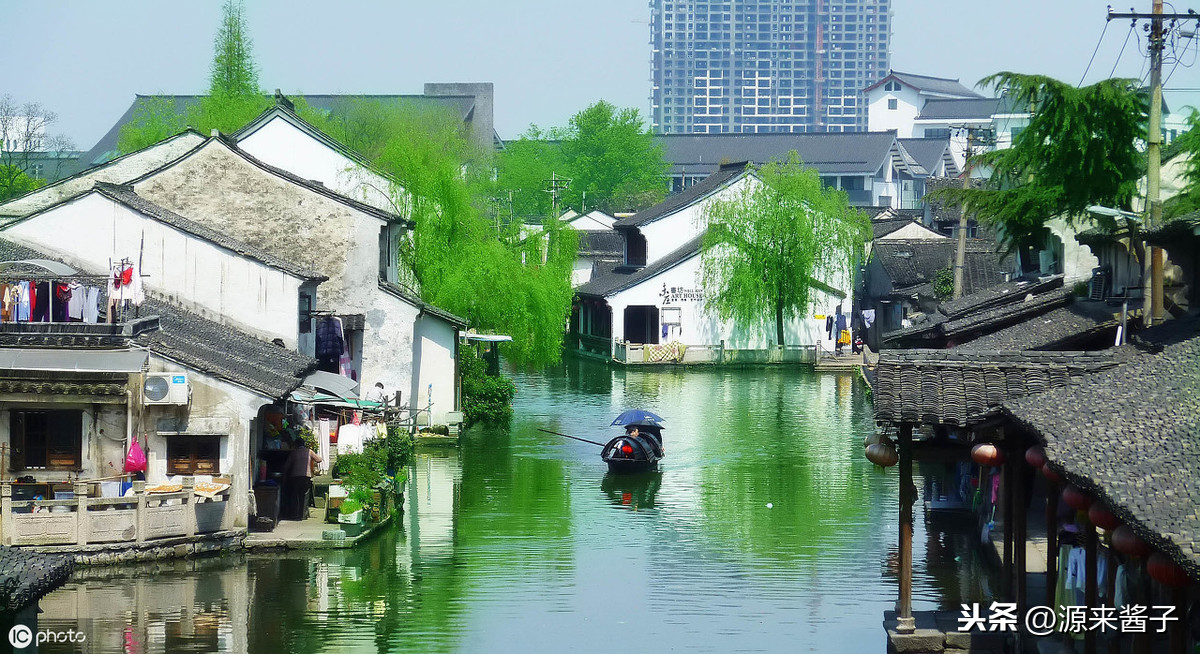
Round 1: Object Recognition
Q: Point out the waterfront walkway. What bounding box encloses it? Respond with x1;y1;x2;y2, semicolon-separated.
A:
244;513;392;551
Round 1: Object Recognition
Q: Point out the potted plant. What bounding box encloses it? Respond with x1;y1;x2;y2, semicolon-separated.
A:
338;498;363;528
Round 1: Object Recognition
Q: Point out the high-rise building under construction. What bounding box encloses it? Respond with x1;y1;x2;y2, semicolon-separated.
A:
650;0;891;134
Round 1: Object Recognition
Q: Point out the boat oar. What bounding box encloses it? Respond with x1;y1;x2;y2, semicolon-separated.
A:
537;428;606;448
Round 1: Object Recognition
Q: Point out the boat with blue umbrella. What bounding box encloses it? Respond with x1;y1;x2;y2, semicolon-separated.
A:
601;409;665;474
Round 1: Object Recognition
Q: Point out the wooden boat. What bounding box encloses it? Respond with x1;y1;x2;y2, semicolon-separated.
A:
600;425;664;474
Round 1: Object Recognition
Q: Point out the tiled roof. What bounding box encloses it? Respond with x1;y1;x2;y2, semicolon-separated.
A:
83;93;478;167
942;288;1075;338
613;165;747;228
135;299;316;399
874;349;1121;427
897;138;955;176
0;238;316;399
872;218;920;239
916;98;1003;120
938;275;1064;319
957;301;1118;351
657;131;905;177
576;234;705;298
0;547;73;612
872;238;1005;295
1003;334;1200;576
881;71;983;98
577;230;624;257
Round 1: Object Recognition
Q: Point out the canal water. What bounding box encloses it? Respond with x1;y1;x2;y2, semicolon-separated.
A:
39;359;991;653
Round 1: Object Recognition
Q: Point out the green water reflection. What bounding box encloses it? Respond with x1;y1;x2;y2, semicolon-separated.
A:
39;358;992;653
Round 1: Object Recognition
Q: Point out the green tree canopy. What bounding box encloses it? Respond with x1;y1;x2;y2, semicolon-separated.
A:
494;100;668;218
0;165;43;203
699;153;870;346
932;73;1146;244
1165;108;1200;220
303;99;577;366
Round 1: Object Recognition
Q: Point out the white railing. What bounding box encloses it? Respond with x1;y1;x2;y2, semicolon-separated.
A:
611;342;817;365
0;476;233;547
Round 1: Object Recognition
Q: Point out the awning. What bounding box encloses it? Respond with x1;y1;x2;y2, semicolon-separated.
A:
289;385;383;410
0;259;79;275
300;370;360;398
0;348;148;373
461;333;513;343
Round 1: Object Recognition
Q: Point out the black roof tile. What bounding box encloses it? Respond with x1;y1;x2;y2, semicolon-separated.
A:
613;165;746;229
1004;334;1200;577
875;349;1120;427
0;547;73;612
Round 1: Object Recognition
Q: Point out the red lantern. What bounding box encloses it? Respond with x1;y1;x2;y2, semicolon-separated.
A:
865;442;899;468
1148;552;1193;587
1025;445;1046;469
1062;486;1093;511
1113;525;1152;558
621;444;633;454
1041;463;1062;484
1088;503;1122;530
971;443;1005;467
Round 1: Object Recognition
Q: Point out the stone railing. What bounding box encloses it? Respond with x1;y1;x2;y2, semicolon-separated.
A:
0;477;233;547
613;342;818;365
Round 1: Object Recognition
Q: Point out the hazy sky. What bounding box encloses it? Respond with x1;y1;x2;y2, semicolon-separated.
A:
0;0;1196;149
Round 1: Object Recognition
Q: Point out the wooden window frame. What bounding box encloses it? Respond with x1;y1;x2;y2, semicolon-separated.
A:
10;409;83;471
167;435;222;476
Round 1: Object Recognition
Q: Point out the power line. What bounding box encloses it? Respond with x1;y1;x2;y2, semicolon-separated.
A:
1111;21;1138;78
1079;20;1111;86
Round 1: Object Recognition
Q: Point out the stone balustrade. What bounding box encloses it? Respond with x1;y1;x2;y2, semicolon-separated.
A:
0;476;233;548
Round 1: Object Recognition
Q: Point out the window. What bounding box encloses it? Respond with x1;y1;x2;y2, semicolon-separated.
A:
661;307;682;325
10;410;82;470
924;128;951;139
887;98;897;110
299;291;313;334
167;436;221;475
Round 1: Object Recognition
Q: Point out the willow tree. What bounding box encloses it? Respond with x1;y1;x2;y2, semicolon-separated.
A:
699;154;870;346
931;73;1146;246
302;98;578;366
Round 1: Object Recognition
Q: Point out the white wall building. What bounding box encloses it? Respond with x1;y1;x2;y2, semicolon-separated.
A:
864;71;983;138
572;165;852;363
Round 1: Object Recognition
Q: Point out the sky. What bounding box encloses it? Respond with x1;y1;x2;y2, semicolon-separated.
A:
0;0;1196;150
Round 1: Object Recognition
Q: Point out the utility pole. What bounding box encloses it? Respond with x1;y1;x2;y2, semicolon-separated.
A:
1108;4;1200;326
952;125;994;300
543;172;571;219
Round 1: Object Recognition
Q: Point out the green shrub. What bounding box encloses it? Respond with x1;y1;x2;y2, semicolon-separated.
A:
1072;281;1089;297
339;498;362;515
461;347;515;427
384;425;413;472
933;265;954;299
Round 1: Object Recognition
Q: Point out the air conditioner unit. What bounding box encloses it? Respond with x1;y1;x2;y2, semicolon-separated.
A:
143;373;190;406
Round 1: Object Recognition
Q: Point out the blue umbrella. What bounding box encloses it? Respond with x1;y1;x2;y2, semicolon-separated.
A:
611;409;665;427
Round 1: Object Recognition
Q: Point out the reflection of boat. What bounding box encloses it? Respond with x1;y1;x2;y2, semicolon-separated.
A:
601;470;662;509
600;424;664;474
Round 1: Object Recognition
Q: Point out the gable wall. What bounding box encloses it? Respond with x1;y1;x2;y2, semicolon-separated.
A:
639;175;757;265
0;133;206;218
3;193;304;346
866;86;923;137
236;117;397;214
